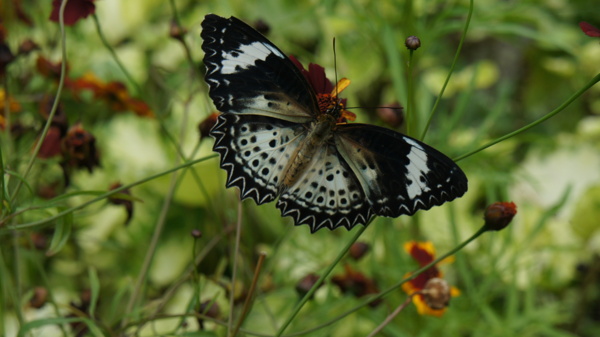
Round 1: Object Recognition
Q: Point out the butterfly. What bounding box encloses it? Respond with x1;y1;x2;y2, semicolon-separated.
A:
201;14;468;232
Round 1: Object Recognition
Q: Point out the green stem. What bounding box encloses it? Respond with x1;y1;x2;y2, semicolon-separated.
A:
3;154;217;230
421;0;474;141
283;224;488;336
92;14;142;94
231;252;267;337
228;200;243;336
453;72;600;162
9;0;70;203
406;49;415;137
275;226;367;337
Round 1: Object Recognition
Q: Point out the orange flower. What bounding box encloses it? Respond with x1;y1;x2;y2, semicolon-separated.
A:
0;89;21;113
401;241;459;317
69;72;154;117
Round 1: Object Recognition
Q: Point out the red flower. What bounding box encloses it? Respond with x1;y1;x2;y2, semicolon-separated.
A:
199;112;219;140
108;182;134;225
61;123;100;186
579;22;600;37
49;0;96;26
36;56;66;81
289;55;356;123
332;264;381;307
401;241;459;316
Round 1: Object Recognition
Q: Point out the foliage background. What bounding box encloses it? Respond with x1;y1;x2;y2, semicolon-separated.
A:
1;0;600;336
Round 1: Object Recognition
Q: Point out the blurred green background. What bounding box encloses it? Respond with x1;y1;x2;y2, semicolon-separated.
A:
1;0;599;336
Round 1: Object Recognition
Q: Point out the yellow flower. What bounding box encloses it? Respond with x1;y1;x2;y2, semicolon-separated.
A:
401;241;460;317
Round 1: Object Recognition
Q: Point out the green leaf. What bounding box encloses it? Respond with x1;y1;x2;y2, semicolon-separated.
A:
18;317;104;337
88;267;101;318
45;211;73;256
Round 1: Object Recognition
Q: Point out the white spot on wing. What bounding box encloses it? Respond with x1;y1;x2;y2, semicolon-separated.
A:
404;137;431;199
220;41;284;74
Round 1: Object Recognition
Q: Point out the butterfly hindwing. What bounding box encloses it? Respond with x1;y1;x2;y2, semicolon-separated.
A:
276;143;373;232
201;15;318;123
211;113;306;205
334;123;468;217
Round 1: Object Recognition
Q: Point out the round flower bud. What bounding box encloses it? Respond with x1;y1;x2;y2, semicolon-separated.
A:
484;201;517;231
191;229;203;238
405;36;421;50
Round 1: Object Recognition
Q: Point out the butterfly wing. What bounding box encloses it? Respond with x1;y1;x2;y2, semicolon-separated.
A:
201;14;318;122
334;124;468;217
276;142;374;232
211;113;308;204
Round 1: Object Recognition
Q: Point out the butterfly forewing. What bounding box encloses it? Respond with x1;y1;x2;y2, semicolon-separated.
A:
201;15;318;123
335;124;468;216
276;143;373;232
212;114;307;205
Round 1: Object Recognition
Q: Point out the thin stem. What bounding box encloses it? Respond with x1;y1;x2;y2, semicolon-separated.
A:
9;0;70;202
281;224;488;336
406;49;415;137
122;67;200;327
453;72;600;162
366;293;416;337
91;14;142;94
228;199;244;335
3;154;217;230
133;227;231;336
421;0;474;141
120;156;181;329
275;225;367;337
231;252;267;337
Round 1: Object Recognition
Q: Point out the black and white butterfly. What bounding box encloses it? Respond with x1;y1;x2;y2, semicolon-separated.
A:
201;14;468;232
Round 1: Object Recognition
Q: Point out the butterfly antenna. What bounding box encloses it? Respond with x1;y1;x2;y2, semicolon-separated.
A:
332;37;338;97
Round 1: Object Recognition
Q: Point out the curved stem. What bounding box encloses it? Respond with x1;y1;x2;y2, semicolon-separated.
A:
92;14;142;94
10;0;70;202
3;154;217;230
421;0;474;141
453;72;600;162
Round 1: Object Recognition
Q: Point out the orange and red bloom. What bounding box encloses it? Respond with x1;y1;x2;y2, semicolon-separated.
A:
289;55;356;123
401;241;459;317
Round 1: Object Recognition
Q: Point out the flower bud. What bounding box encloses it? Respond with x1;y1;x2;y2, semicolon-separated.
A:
191;229;202;238
484;201;517;231
169;20;187;41
405;36;421;50
295;273;320;297
349;242;370;260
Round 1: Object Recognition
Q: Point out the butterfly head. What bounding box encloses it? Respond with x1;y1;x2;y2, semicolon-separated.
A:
317;78;356;124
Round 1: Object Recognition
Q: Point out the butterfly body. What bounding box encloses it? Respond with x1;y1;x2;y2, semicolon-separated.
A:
201;14;468;232
282;113;338;190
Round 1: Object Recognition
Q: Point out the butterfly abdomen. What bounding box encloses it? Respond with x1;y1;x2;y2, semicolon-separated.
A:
281;115;336;189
